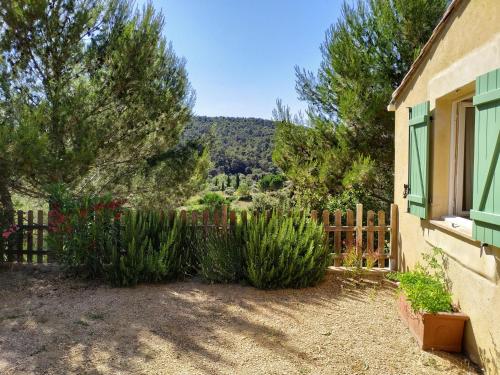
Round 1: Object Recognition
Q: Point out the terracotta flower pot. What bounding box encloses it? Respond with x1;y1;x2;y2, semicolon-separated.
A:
397;295;468;352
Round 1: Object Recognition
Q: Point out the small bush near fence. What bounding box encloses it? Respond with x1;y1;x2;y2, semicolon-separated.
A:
245;211;331;289
196;222;246;284
105;210;197;286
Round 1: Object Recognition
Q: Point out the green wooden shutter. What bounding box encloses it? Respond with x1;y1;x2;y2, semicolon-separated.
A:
471;68;500;247
408;101;430;219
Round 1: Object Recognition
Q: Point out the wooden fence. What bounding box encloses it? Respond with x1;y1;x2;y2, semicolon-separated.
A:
1;210;51;264
1;204;398;268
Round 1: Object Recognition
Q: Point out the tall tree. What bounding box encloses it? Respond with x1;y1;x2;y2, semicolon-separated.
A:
273;0;448;210
0;0;207;211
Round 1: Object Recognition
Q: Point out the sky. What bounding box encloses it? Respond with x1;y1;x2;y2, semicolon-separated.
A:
139;0;343;119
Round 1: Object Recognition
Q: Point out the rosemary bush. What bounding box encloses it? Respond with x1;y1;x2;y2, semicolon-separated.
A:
245;211;331;289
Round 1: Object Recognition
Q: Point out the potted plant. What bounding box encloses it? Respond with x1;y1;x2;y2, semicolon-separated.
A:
393;248;468;352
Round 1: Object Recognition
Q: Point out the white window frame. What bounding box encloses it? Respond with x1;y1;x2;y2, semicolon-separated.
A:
447;95;474;234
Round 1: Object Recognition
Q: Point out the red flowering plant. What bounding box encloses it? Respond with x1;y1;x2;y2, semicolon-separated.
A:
2;224;20;240
46;184;126;278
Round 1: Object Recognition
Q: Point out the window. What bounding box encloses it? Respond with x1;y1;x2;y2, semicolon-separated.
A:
449;98;475;218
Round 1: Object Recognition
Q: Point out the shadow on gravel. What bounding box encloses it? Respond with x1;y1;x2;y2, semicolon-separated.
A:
0;265;478;375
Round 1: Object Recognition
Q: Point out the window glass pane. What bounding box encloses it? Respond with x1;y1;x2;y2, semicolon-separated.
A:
462;106;475;212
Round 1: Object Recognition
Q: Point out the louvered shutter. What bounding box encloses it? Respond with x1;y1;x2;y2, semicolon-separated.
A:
471;68;500;247
408;101;430;219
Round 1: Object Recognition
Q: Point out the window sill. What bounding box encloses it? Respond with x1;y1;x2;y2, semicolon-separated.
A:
429;216;475;242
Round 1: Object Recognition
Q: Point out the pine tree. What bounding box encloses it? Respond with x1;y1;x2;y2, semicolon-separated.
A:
235;174;240;189
273;0;447;210
0;0;206;210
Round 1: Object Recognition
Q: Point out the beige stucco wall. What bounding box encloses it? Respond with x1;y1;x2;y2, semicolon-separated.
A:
392;0;500;373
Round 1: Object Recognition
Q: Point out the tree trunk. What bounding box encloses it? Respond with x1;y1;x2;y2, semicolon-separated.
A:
0;174;14;228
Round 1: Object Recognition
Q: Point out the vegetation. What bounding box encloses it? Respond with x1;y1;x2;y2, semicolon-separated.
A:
106;210;196;286
259;174;286;191
273;0;448;210
198;192;229;209
45;189;330;288
196;224;246;283
245;211;331;289
183;116;278;177
394;248;453;313
250;190;293;212
0;0;207;216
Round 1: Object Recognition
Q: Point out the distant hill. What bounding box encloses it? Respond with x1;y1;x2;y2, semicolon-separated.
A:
182;116;278;176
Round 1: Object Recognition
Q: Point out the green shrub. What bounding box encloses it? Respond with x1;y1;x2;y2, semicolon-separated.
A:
396;271;452;313
259;174;286;191
105;210;196;286
46;185;124;279
395;248;452;313
196;224;246;283
327;186;387;213
245;211;331;289
199;192;228;208
250;190;293;212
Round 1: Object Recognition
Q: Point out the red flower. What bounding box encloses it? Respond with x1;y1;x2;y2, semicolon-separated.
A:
2;225;19;239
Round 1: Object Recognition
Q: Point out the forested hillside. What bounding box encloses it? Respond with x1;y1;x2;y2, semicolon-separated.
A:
183;116;278;176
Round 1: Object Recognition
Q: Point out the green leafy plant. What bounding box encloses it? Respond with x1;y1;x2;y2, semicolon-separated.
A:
259;174;286;191
341;246;363;278
245;211;331;289
199;192;228;209
395;248;453;313
196;224;246;283
385;272;399;282
46;184;125;279
365;250;379;269
105;210;196;286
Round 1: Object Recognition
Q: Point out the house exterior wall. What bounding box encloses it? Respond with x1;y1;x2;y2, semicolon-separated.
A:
392;0;500;372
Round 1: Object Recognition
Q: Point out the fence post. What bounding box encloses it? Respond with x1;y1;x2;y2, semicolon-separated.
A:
334;210;342;266
390;204;399;271
214;208;220;228
37;210;44;264
346;209;354;251
221;205;227;231
180;210;187;223
27;210;33;263
367;210;374;257
355;204;363;259
202;209;209;236
319;210;330;265
310;210;318;222
229;210;236;229
377;210;385;268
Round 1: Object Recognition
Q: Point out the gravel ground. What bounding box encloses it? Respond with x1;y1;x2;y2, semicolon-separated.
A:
0;266;480;375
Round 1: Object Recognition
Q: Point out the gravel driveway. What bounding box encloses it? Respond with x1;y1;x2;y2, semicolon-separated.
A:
0;266;479;375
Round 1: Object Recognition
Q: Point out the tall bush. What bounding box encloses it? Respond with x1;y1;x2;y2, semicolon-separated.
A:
195;223;246;283
47;185;125;279
106;210;196;286
245;212;331;289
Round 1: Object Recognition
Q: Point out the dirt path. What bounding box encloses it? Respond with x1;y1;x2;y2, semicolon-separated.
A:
0;266;479;375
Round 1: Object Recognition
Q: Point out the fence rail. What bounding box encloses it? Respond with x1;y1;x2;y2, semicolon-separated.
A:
1;203;398;268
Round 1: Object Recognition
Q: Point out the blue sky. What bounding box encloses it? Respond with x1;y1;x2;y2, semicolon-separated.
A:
140;0;343;119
